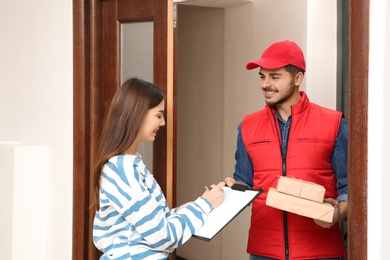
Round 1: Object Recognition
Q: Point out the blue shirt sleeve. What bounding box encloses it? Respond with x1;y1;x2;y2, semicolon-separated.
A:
332;118;348;202
233;123;254;188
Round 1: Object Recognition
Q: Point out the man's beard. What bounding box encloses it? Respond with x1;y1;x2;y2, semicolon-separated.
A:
265;80;295;106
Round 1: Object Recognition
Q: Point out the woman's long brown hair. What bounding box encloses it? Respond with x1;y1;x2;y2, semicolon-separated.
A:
93;78;165;210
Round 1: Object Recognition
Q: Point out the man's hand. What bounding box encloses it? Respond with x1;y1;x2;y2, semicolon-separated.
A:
313;199;348;228
224;177;237;187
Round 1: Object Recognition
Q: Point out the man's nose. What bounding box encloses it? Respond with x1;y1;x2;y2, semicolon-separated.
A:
261;77;271;87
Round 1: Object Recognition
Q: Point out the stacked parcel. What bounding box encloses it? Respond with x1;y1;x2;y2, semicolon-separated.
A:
266;176;334;223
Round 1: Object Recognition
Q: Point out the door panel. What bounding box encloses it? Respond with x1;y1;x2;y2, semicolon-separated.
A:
73;0;175;259
121;22;154;170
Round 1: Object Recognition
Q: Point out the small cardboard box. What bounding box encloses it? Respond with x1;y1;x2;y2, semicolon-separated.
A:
266;188;334;223
277;176;325;203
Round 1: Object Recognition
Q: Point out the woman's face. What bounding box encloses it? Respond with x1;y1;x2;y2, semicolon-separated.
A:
137;100;165;143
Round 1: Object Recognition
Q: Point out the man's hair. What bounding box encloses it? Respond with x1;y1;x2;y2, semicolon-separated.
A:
284;64;305;77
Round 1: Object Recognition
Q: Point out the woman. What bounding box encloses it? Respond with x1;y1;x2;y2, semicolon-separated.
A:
92;78;224;259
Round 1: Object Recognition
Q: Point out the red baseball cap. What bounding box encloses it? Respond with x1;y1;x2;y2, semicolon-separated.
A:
246;40;306;72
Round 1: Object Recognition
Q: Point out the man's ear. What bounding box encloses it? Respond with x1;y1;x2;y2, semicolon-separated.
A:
294;72;304;86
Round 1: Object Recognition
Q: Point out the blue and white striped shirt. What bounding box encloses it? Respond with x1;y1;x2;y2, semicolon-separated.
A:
93;154;212;260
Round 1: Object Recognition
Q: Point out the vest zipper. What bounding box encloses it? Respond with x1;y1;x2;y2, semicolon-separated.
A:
282;111;291;260
272;107;291;260
282;154;289;260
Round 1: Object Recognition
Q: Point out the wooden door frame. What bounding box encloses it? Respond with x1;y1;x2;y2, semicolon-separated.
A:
73;0;368;259
348;0;368;258
73;0;175;259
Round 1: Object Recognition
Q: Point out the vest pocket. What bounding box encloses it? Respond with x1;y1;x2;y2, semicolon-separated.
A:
297;137;333;144
247;139;273;146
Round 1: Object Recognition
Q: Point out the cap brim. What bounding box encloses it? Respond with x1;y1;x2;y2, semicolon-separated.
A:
246;61;260;70
246;58;288;70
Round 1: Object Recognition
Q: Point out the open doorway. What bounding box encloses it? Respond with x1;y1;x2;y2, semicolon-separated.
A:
174;1;364;259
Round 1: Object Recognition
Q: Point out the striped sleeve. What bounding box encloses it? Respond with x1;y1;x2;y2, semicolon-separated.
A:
94;154;212;257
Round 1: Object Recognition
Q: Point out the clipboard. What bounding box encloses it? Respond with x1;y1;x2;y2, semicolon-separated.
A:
193;184;263;241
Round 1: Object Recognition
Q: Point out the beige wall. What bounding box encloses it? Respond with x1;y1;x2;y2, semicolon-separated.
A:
176;6;226;259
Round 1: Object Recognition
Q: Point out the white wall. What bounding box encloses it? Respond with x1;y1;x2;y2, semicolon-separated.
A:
306;0;338;109
368;0;390;258
0;0;73;259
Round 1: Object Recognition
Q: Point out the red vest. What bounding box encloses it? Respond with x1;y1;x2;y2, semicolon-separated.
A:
241;92;345;259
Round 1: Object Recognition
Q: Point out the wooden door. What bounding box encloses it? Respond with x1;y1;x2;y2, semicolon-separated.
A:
73;0;176;259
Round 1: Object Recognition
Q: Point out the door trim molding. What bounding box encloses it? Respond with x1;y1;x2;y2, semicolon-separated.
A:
348;0;368;258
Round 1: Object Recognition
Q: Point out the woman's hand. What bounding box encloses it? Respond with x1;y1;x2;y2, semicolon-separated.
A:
201;181;225;209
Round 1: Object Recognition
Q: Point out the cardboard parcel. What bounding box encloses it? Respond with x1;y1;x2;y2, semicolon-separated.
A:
266;177;334;223
276;176;325;203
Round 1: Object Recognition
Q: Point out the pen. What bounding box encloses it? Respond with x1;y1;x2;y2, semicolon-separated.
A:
204;186;212;191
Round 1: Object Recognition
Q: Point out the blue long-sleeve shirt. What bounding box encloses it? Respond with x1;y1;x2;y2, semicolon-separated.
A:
233;114;348;202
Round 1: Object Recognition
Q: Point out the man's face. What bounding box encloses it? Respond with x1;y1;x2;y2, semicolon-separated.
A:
259;67;295;106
